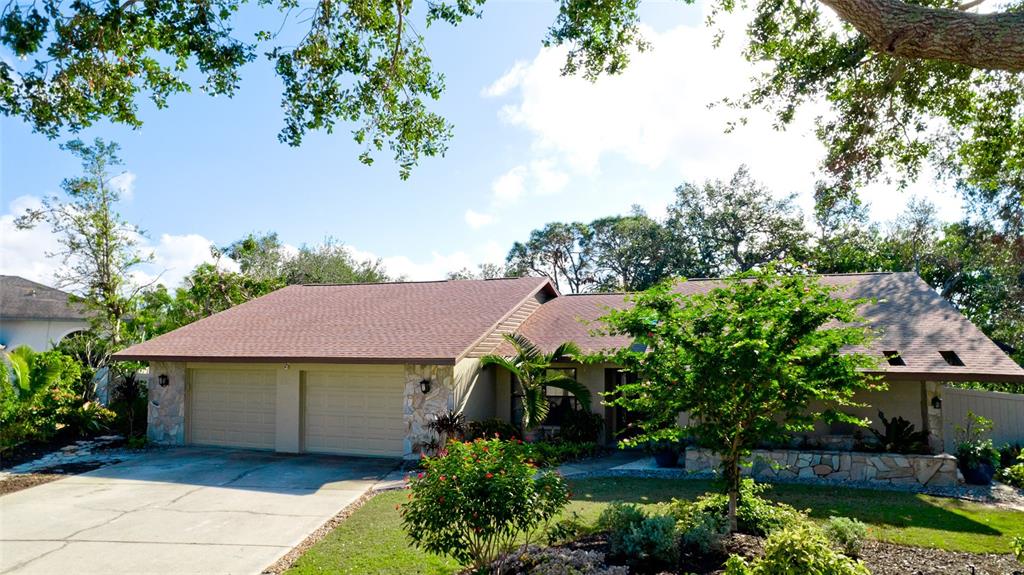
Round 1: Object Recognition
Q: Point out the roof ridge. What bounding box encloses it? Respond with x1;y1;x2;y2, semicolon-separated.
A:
299;276;538;287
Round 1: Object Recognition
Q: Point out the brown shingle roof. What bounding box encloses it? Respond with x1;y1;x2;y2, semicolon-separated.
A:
508;272;1024;383
113;277;556;365
0;276;88;321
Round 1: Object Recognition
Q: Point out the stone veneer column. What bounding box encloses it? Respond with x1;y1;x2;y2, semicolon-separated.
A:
147;361;186;444
403;364;454;459
924;381;945;453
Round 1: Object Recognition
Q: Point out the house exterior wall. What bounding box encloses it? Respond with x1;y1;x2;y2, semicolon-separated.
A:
0;318;88;351
454;358;495;422
145;361;455;459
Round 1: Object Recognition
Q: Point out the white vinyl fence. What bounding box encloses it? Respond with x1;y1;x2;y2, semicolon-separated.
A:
942;386;1024;453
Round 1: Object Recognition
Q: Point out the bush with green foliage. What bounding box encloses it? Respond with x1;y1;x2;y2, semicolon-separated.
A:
724;522;870;575
1;347;108;448
1012;536;1024;564
823;516;868;557
999;443;1023;469
868;411;930;454
998;452;1024;489
558;409;604;443
954;412;999;470
400;438;569;572
597;502;677;568
679;509;728;554
524;440;600;467
466;418;521;441
670;480;806;537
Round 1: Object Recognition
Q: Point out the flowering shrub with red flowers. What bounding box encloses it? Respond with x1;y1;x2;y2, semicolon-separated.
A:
400;437;570;572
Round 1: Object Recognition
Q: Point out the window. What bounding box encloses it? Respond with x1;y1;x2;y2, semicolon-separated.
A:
940;351;965;367
510;368;581;428
883;351;906;366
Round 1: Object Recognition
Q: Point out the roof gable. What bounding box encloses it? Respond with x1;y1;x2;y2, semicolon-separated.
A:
0;275;88;321
114;277;555;364
509;272;1024;383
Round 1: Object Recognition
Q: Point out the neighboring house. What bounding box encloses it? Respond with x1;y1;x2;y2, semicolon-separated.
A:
113;273;1024;459
0;275;90;351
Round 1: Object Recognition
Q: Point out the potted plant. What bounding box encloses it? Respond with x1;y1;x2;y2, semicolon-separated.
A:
954;411;999;485
646;438;682;468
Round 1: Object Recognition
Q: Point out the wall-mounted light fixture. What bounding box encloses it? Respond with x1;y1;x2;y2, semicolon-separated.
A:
419;378;432;394
931;396;942;410
158;374;170;387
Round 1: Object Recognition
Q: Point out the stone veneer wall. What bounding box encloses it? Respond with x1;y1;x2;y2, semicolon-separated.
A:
404;364;455;458
685;447;957;488
147;361;186;444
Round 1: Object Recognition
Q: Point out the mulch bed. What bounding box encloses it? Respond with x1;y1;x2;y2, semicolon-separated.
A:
557;533;1022;575
0;462;106;496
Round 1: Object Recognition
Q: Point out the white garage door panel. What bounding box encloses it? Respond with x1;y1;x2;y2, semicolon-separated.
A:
190;369;276;449
304;367;404;456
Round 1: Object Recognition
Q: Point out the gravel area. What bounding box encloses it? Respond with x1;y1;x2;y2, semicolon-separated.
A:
543;533;1023;575
0;435;151;497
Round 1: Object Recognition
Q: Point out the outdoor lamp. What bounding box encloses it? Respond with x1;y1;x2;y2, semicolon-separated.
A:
158;374;170;387
931;396;942;410
420;378;432;394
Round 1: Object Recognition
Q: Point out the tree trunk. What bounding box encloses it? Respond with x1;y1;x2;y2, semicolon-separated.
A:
819;0;1024;72
725;455;740;533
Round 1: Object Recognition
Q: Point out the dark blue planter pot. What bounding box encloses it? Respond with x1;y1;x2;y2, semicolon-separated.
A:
653;449;680;468
960;461;995;485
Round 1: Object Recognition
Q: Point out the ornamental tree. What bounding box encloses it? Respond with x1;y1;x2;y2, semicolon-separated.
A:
600;265;881;532
400;438;570;572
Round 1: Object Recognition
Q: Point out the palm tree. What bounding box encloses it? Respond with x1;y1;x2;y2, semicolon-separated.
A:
481;333;591;432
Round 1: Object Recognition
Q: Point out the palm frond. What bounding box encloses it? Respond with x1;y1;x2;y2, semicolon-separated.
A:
521;386;550;431
541;374;592;411
504;333;543;362
6;346;34;394
550;341;582;362
480;353;522;379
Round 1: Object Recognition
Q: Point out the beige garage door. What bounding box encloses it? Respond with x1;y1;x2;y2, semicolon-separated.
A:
304;366;405;457
189;368;276;449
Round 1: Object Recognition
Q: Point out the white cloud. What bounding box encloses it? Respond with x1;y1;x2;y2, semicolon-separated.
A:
110;171;137;201
482;4;966;228
491;165;528;204
464;209;495;229
0;194;225;291
0;195;64;286
529;159;569;196
344;243;506;281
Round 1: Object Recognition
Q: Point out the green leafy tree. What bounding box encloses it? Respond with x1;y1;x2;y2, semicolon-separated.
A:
481;333;591;431
281;238;392;284
14;139;151;361
600;266;880;531
446;263;516;280
4;0;1017;193
506;222;596;294
665;166;811;276
219;232;286;282
589;210;670;292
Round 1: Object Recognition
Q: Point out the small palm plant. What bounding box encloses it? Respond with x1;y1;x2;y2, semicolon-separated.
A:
481;333;591;432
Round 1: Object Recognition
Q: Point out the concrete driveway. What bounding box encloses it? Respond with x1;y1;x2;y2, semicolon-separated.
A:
0;447;397;575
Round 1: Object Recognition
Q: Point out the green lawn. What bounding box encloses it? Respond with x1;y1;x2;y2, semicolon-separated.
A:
284;478;1024;575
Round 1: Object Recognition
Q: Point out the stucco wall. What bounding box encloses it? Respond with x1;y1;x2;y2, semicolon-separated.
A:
454;358;495;422
0;318;89;351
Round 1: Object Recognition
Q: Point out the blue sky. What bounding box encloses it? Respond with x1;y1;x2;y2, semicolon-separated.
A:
0;0;962;287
